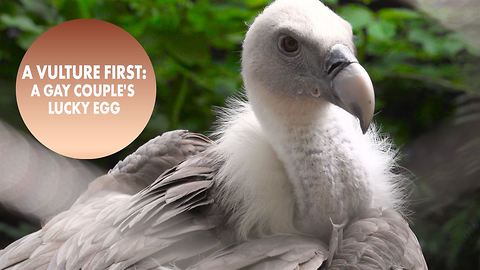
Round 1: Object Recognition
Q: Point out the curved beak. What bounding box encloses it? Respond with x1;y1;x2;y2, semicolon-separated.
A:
325;44;375;134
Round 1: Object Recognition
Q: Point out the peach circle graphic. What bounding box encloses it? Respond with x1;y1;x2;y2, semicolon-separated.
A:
16;19;156;159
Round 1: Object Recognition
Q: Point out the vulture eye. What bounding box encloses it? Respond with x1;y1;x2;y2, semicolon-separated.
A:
278;35;300;56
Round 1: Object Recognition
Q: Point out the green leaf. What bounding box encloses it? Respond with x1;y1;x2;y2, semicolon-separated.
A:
378;8;421;21
0;14;43;33
51;0;67;10
322;0;339;6
441;35;466;56
407;28;441;56
75;0;94;18
18;32;39;49
338;5;374;30
245;0;270;8
367;20;396;41
20;0;57;23
159;33;210;66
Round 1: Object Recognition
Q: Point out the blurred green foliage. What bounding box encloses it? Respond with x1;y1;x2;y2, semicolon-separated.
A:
0;0;479;269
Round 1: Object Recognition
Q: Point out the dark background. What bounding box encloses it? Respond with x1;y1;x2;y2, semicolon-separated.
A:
1;0;479;269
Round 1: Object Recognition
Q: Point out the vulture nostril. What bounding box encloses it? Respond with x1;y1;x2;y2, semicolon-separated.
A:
327;61;344;75
311;88;321;97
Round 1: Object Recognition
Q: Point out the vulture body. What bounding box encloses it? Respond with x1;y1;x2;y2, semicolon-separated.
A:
0;0;427;269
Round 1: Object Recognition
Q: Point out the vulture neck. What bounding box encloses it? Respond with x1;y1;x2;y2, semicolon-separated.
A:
250;93;371;238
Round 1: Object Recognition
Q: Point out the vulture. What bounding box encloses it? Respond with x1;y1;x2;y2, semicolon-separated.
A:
0;0;428;269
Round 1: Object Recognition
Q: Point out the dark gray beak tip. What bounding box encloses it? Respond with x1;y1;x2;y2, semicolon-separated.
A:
351;102;371;134
360;119;370;134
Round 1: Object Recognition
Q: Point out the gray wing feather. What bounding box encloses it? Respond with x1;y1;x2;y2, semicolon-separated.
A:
81;130;212;200
110;131;212;176
328;208;428;270
190;235;328;270
48;155;220;270
0;131;217;270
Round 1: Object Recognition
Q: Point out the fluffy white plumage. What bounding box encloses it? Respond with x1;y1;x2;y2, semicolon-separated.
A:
212;99;405;240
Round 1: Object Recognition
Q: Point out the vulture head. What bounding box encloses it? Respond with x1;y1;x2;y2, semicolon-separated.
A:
242;0;375;133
